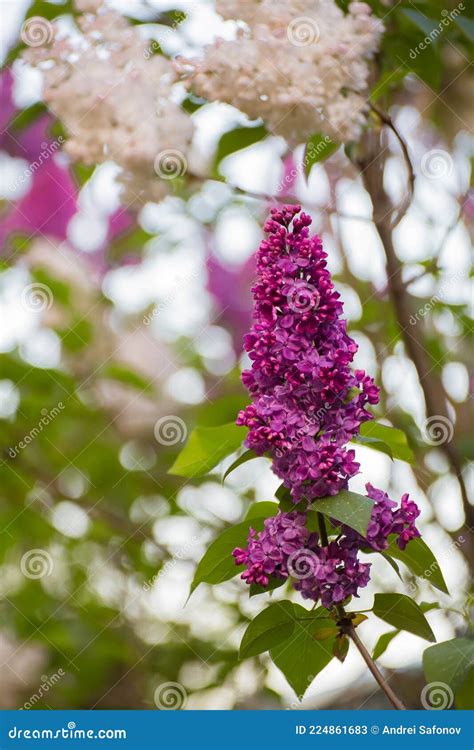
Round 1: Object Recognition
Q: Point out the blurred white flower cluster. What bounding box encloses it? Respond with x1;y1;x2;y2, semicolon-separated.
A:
24;1;194;205
184;0;383;144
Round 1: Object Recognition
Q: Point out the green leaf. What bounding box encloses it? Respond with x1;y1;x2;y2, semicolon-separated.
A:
168;423;245;477
387;536;449;594
359;421;414;463
333;633;350;663
372;630;399;660
10;102;47;132
214;125;268;176
182;94;207;113
454;16;474;43
311;490;375;536
373;593;435;642
196;393;249;427
401;9;442;38
190;515;265;594
223;449;259;481
353;435;393;460
423;638;474;710
189;503;277;594
239;601;296;659
295;606;335;626
244;502;279;521
270;604;335;696
275;484;294;511
313;627;340;641
249;576;287;597
382;18;442;89
59;319;93;352
73;163;96;187
305;133;339;176
31;269;70;307
101;364;152;392
379;552;403;580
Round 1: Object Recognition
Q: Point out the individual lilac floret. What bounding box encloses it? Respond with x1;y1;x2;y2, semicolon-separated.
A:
237;205;379;502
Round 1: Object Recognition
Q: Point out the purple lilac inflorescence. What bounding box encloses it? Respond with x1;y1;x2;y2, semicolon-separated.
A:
233;483;420;609
233;206;421;609
236;204;379;502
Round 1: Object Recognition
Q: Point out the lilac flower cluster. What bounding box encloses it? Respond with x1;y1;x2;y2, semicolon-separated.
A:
360;484;420;551
236;205;379;502
233;484;420;609
233;206;421;609
233;512;308;587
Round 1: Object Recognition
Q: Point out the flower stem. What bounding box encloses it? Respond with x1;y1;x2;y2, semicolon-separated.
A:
317;514;406;710
344;621;406;711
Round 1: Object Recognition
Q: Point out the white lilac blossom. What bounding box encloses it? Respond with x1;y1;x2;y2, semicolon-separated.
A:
24;2;193;205
183;0;383;144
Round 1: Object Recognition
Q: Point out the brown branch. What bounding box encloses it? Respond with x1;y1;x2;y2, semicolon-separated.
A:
318;516;406;710
355;129;473;555
369;102;415;200
345;621;407;711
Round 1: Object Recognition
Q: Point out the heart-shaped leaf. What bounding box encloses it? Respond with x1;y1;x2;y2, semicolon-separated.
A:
239;601;296;659
270;604;336;696
168;422;245;477
311;490;375;536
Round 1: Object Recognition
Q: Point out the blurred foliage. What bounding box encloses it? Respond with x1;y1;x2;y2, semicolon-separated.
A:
0;0;472;712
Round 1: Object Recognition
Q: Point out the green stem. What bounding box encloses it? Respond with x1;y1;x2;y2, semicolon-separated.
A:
317;512;329;546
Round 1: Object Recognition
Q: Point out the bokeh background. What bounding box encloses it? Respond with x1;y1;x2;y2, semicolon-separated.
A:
0;0;473;710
